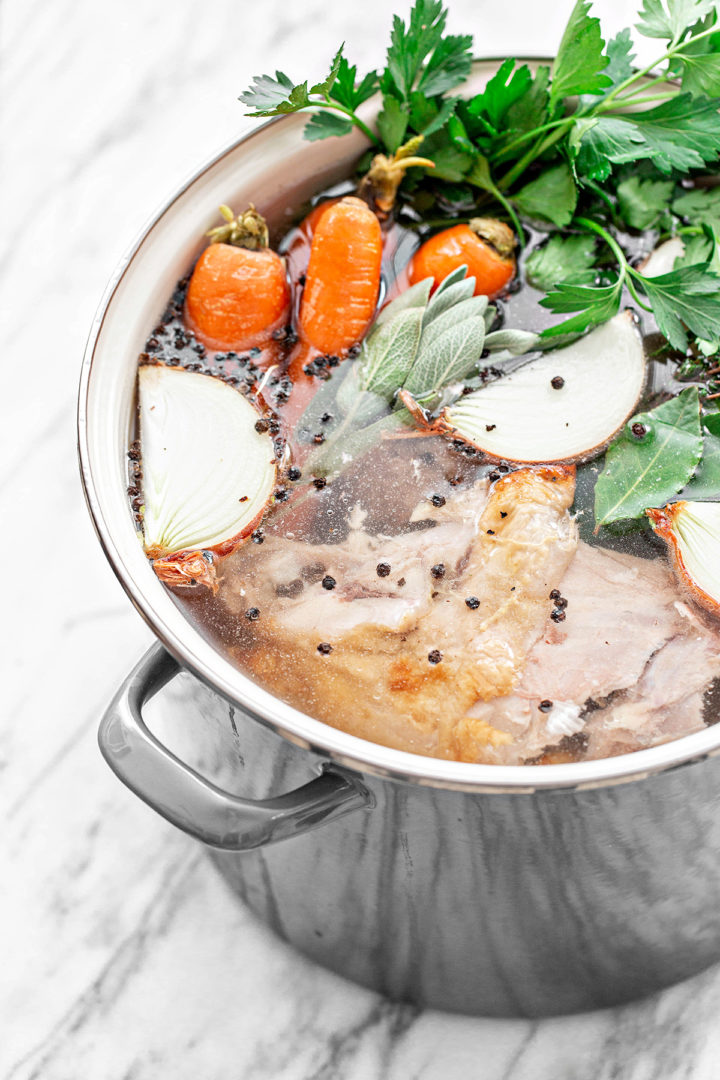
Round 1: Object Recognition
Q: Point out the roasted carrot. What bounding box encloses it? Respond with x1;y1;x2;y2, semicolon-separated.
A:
185;205;290;352
298;196;382;355
409;218;516;300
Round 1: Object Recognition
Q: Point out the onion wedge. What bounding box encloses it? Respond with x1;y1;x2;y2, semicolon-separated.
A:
138;364;276;590
639;237;685;279
401;312;646;464
647;501;720;617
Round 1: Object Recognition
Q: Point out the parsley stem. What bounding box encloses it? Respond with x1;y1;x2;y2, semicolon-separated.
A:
600;91;675;110
315;100;381;147
496;116;575;159
497;125;570;191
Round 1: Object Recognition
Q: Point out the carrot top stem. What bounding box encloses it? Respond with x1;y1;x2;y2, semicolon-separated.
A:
357;136;435;217
206;203;270;250
469;217;516;258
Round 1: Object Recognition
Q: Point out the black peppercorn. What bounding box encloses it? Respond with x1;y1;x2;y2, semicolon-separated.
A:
245;607;260;621
255;419;270;433
550;608;566;623
430;563;445;579
551;376;565;389
465;596;480;610
539;700;553;712
377;561;391;578
428;649;443;664
321;575;336;590
317;642;333;655
430;494;446;508
313;477;327;490
287;466;302;481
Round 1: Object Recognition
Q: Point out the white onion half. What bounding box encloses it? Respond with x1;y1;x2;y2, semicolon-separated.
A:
440;311;646;463
139;364;276;559
647;500;720;617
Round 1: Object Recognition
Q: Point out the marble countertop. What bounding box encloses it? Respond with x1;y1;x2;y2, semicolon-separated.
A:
4;0;720;1075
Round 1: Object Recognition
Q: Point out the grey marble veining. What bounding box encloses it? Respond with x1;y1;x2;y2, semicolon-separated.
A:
3;0;720;1075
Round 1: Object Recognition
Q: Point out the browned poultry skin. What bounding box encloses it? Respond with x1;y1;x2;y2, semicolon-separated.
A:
220;466;578;760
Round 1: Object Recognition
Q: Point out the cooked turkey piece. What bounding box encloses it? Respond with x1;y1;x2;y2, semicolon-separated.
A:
220;466;578;760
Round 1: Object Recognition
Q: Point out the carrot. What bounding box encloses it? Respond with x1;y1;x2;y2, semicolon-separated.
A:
409;218;516;300
185;205;290;352
298;196;382;355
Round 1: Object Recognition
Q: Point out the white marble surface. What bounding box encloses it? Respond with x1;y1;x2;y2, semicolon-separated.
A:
4;0;720;1075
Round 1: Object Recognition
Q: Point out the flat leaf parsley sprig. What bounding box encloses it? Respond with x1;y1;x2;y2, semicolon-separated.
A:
241;0;720;355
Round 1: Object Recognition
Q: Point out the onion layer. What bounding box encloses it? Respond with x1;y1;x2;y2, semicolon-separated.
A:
647;500;720;617
423;312;646;464
138;364;276;588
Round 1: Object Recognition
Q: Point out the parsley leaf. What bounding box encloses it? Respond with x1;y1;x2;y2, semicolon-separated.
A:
304;112;354;141
550;0;612;108
513;162;578;226
638;262;720;349
539;278;624;337
466;59;533;133
330;57;378;111
580;28;636;106
637;0;717;44
239;70;309;116
376;96;409;153
526;235;598;292
673;185;720;228
504;66;551;137
384;0;472;101
617;175;674;228
572;95;720;178
570;116;643;181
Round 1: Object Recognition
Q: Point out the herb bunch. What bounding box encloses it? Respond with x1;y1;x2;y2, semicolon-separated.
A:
241;0;720;350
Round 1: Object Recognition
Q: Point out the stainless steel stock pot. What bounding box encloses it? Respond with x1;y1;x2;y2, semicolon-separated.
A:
78;63;720;1017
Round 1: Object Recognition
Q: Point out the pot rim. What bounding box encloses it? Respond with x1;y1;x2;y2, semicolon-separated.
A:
78;62;720;794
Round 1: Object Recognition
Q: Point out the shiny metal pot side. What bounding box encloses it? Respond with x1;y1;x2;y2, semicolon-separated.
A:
80;63;720;1017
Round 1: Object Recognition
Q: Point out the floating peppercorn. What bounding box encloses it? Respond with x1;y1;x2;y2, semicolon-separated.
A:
549;588;561;600
322;575;336;591
287;466;302;481
488;471;500;482
430;494;446;507
486;529;495;535
551;608;566;623
251;530;265;544
539;700;553;712
551;376;565;389
377;561;391;578
428;649;443;664
245;607;260;621
631;421;648;440
313;433;325;445
274;487;289;502
430;563;446;579
317;642;333;655
313;477;327;490
554;596;568;610
320;412;333;423
465;596;480;610
255;419;270;433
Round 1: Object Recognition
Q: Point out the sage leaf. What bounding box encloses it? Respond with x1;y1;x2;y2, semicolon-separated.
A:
402;315;487;400
421;295;489;349
373;278;432;328
423;277;476;325
359;306;424;399
594;387;703;525
484;328;540;354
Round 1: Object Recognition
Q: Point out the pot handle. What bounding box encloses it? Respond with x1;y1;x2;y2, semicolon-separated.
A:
98;642;372;850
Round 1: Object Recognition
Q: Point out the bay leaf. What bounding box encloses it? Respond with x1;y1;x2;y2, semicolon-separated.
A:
594;387;703;526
